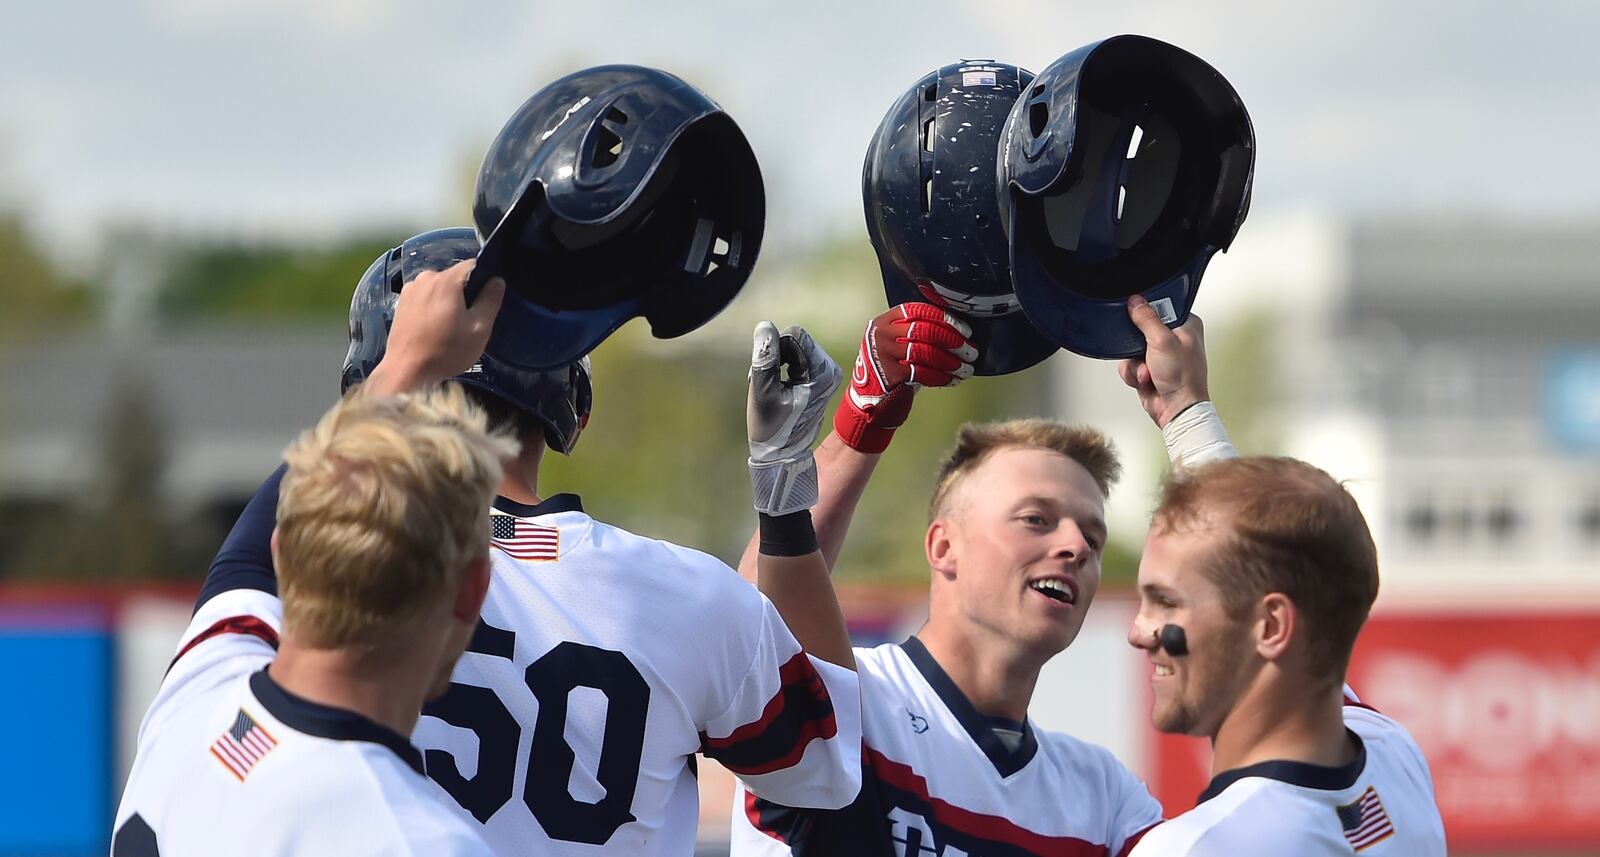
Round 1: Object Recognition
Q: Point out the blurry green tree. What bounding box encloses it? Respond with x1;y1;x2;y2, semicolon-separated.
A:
0;212;94;339
156;236;398;319
1206;308;1281;455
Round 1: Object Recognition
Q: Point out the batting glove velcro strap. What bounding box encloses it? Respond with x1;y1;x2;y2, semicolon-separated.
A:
750;458;820;520
833;303;976;454
748;321;843;515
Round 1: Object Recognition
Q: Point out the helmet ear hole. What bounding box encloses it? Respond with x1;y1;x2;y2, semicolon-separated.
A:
588;106;632;169
1029;101;1049;138
592;125;624;169
385;246;404;293
704;233;733;276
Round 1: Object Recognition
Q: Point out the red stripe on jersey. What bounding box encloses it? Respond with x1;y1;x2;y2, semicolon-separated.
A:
745;788;790;843
701;651;838;776
171;615;280;668
866;748;1113;856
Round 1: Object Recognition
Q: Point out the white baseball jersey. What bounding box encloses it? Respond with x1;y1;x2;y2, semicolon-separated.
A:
186;469;862;855
112;588;493;857
732;638;1162;856
1128;690;1446;856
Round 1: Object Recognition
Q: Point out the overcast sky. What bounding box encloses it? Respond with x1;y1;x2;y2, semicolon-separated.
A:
3;0;1597;258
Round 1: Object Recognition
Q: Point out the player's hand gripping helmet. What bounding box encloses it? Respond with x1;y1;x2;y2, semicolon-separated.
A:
998;35;1254;359
864;60;1057;376
342;227;593;454
468;64;765;372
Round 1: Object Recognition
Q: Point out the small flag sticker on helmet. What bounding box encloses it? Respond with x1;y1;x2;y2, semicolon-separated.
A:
962;71;997;87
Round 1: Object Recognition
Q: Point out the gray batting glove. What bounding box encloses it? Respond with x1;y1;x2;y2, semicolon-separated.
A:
748;321;843;515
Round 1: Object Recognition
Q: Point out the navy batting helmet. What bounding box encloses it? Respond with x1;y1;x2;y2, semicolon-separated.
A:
998;35;1254;359
864;60;1057;376
341;227;592;454
467;64;765;372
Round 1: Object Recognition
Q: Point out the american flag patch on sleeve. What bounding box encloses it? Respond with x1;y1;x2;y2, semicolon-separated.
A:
491;515;559;561
1337;786;1395;851
211;709;277;781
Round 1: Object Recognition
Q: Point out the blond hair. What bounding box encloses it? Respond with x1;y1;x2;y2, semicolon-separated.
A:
929;419;1121;520
276;385;520;652
1154;456;1379;682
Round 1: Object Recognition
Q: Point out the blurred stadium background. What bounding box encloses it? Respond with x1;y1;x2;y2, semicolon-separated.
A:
2;2;1598;854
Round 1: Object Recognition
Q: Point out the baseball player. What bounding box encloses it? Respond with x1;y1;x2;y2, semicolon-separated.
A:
730;296;1210;856
184;241;863;855
1118;300;1447;855
112;266;514;855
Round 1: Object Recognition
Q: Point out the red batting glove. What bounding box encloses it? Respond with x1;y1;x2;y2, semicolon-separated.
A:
833;303;977;454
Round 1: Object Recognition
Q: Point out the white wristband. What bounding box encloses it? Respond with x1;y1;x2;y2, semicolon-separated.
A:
1161;401;1239;469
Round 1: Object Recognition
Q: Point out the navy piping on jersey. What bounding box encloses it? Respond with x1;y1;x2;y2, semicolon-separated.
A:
1197;729;1367;805
900;636;1038;777
250;668;426;775
492;492;584;518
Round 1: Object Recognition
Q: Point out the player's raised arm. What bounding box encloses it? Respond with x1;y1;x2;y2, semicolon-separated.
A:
737;304;975;581
745;321;854;670
1118;296;1238;468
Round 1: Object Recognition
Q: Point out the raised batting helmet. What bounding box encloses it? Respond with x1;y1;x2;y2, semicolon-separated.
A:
998;35;1254;359
864;59;1057;376
468;64;765;372
341;227;592;454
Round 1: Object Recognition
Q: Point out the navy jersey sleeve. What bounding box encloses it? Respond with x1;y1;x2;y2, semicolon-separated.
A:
193;464;285;613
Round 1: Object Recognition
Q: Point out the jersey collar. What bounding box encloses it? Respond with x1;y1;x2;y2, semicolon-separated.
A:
493;492;584;518
900;636;1039;777
251;668;426;775
1197;729;1367;804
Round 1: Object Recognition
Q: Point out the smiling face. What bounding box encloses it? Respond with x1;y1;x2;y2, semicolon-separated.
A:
928;445;1109;662
1129;521;1260;737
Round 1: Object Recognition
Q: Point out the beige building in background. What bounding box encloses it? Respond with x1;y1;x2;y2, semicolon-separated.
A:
1056;211;1600;604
